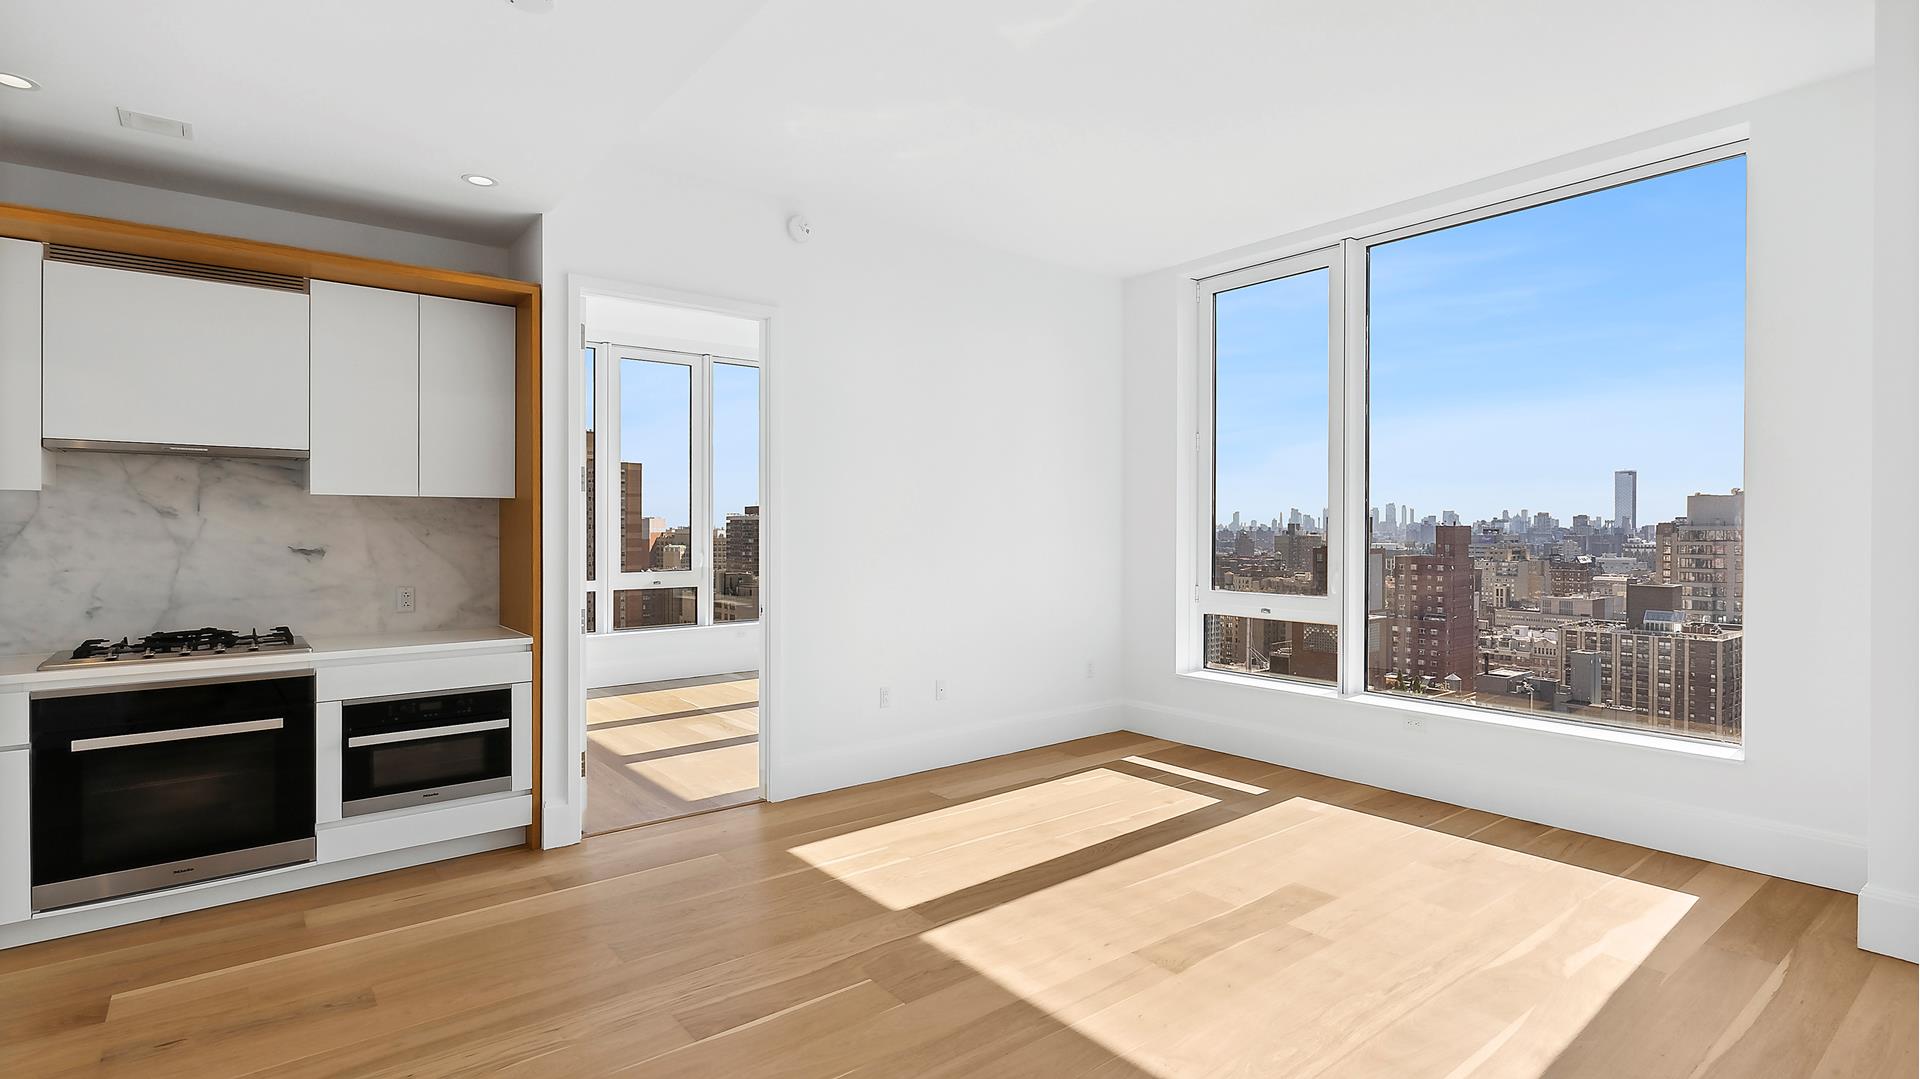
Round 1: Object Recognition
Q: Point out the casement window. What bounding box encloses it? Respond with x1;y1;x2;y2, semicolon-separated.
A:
585;343;762;632
1193;143;1746;744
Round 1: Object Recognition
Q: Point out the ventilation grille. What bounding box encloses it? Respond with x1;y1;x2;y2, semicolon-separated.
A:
45;245;308;293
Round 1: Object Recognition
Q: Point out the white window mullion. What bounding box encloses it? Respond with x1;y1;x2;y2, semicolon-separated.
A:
594;341;616;633
1337;238;1369;696
695;354;715;628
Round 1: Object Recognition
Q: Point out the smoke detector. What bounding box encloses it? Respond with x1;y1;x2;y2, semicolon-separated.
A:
786;215;814;244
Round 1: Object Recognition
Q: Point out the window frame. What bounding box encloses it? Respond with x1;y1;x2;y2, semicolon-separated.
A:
1188;138;1750;732
588;340;762;633
1194;245;1348;636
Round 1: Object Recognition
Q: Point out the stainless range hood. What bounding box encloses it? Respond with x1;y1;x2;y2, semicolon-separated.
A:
42;438;309;461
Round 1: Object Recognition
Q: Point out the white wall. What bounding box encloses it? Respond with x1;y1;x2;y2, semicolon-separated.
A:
1121;73;1879;896
1863;0;1919;963
0;162;512;277
585;624;760;689
535;164;1126;839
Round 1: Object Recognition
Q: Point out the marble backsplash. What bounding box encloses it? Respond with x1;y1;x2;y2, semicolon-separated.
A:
0;452;499;656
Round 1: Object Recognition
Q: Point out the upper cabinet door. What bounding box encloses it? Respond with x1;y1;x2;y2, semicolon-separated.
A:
309;281;418;496
418;295;515;498
41;261;309;452
0;238;44;491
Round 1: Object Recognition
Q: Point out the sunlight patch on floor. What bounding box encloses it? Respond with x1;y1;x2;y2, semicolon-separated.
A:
589;709;757;755
919;797;1696;1078
1122;755;1269;794
789;768;1219;910
621;741;760;802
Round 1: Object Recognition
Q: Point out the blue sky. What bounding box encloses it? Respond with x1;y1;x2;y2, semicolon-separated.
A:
1216;155;1746;530
606;354;759;531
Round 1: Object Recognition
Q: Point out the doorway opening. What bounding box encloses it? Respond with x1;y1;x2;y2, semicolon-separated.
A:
574;288;769;836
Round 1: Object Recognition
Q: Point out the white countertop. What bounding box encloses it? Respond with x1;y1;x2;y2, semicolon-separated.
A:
0;626;531;691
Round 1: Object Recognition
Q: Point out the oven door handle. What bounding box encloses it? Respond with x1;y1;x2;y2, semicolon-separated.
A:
346;718;511;748
69;717;285;752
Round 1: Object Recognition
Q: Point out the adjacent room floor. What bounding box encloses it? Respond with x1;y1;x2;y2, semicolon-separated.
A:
3;733;1912;1078
584;672;761;835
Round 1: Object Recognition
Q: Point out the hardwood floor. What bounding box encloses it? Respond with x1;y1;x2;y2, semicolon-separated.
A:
585;673;761;834
1;732;1912;1078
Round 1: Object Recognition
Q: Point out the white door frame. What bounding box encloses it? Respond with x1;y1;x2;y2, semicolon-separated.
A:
562;275;778;842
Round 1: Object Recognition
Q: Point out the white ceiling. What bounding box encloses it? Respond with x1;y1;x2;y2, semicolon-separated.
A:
631;0;1874;273
0;1;1874;272
0;0;767;244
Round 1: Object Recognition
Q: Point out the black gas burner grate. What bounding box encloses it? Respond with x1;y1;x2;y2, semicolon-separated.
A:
55;626;307;667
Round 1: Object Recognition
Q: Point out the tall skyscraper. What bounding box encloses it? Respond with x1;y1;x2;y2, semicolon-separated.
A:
1614;470;1637;534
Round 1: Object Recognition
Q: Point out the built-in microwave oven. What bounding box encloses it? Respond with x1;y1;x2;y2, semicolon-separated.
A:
341;686;513;816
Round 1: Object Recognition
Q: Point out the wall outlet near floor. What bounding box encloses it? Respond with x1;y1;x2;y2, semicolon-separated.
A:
394;585;416;613
879;686;891;709
934;679;948;702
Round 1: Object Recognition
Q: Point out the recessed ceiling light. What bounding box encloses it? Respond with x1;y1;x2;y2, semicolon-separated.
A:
462;173;499;188
0;73;40;91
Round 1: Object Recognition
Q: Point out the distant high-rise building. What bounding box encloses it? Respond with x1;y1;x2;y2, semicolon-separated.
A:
1614;470;1638;534
1655;489;1744;624
1376;524;1476;690
585;430;597;582
715;506;762;622
1230;511;1242;532
619;462;649;572
1561;619;1741;739
1384;503;1398;531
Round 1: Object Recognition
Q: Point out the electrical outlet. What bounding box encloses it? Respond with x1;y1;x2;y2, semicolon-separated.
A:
394;586;416;613
934;680;948;702
1085;660;1096;680
878;686;891;709
1404;715;1426;731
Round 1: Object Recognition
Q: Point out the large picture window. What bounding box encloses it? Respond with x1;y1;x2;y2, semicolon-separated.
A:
1194;145;1746;743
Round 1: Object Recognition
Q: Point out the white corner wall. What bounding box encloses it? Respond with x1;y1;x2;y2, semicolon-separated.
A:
1121;72;1880;898
534;164;1126;837
1862;0;1920;963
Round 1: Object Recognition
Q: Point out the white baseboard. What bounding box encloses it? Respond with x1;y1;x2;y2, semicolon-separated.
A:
0;828;525;950
769;699;1127;801
1122;700;1868;894
1859;884;1920;962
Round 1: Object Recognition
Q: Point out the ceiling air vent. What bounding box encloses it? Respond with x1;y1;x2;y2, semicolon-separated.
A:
44;245;309;293
116;107;193;140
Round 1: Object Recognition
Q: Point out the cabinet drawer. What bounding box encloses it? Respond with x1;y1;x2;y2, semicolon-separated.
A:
316;650;531;703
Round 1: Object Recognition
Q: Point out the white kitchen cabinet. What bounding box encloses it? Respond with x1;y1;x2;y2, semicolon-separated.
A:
308;281;419;496
42;260;309;453
0;747;27;927
0;238;46;491
418;295;516;498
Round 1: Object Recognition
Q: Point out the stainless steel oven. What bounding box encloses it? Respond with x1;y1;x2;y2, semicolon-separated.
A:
30;672;316;911
341;686;513;816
